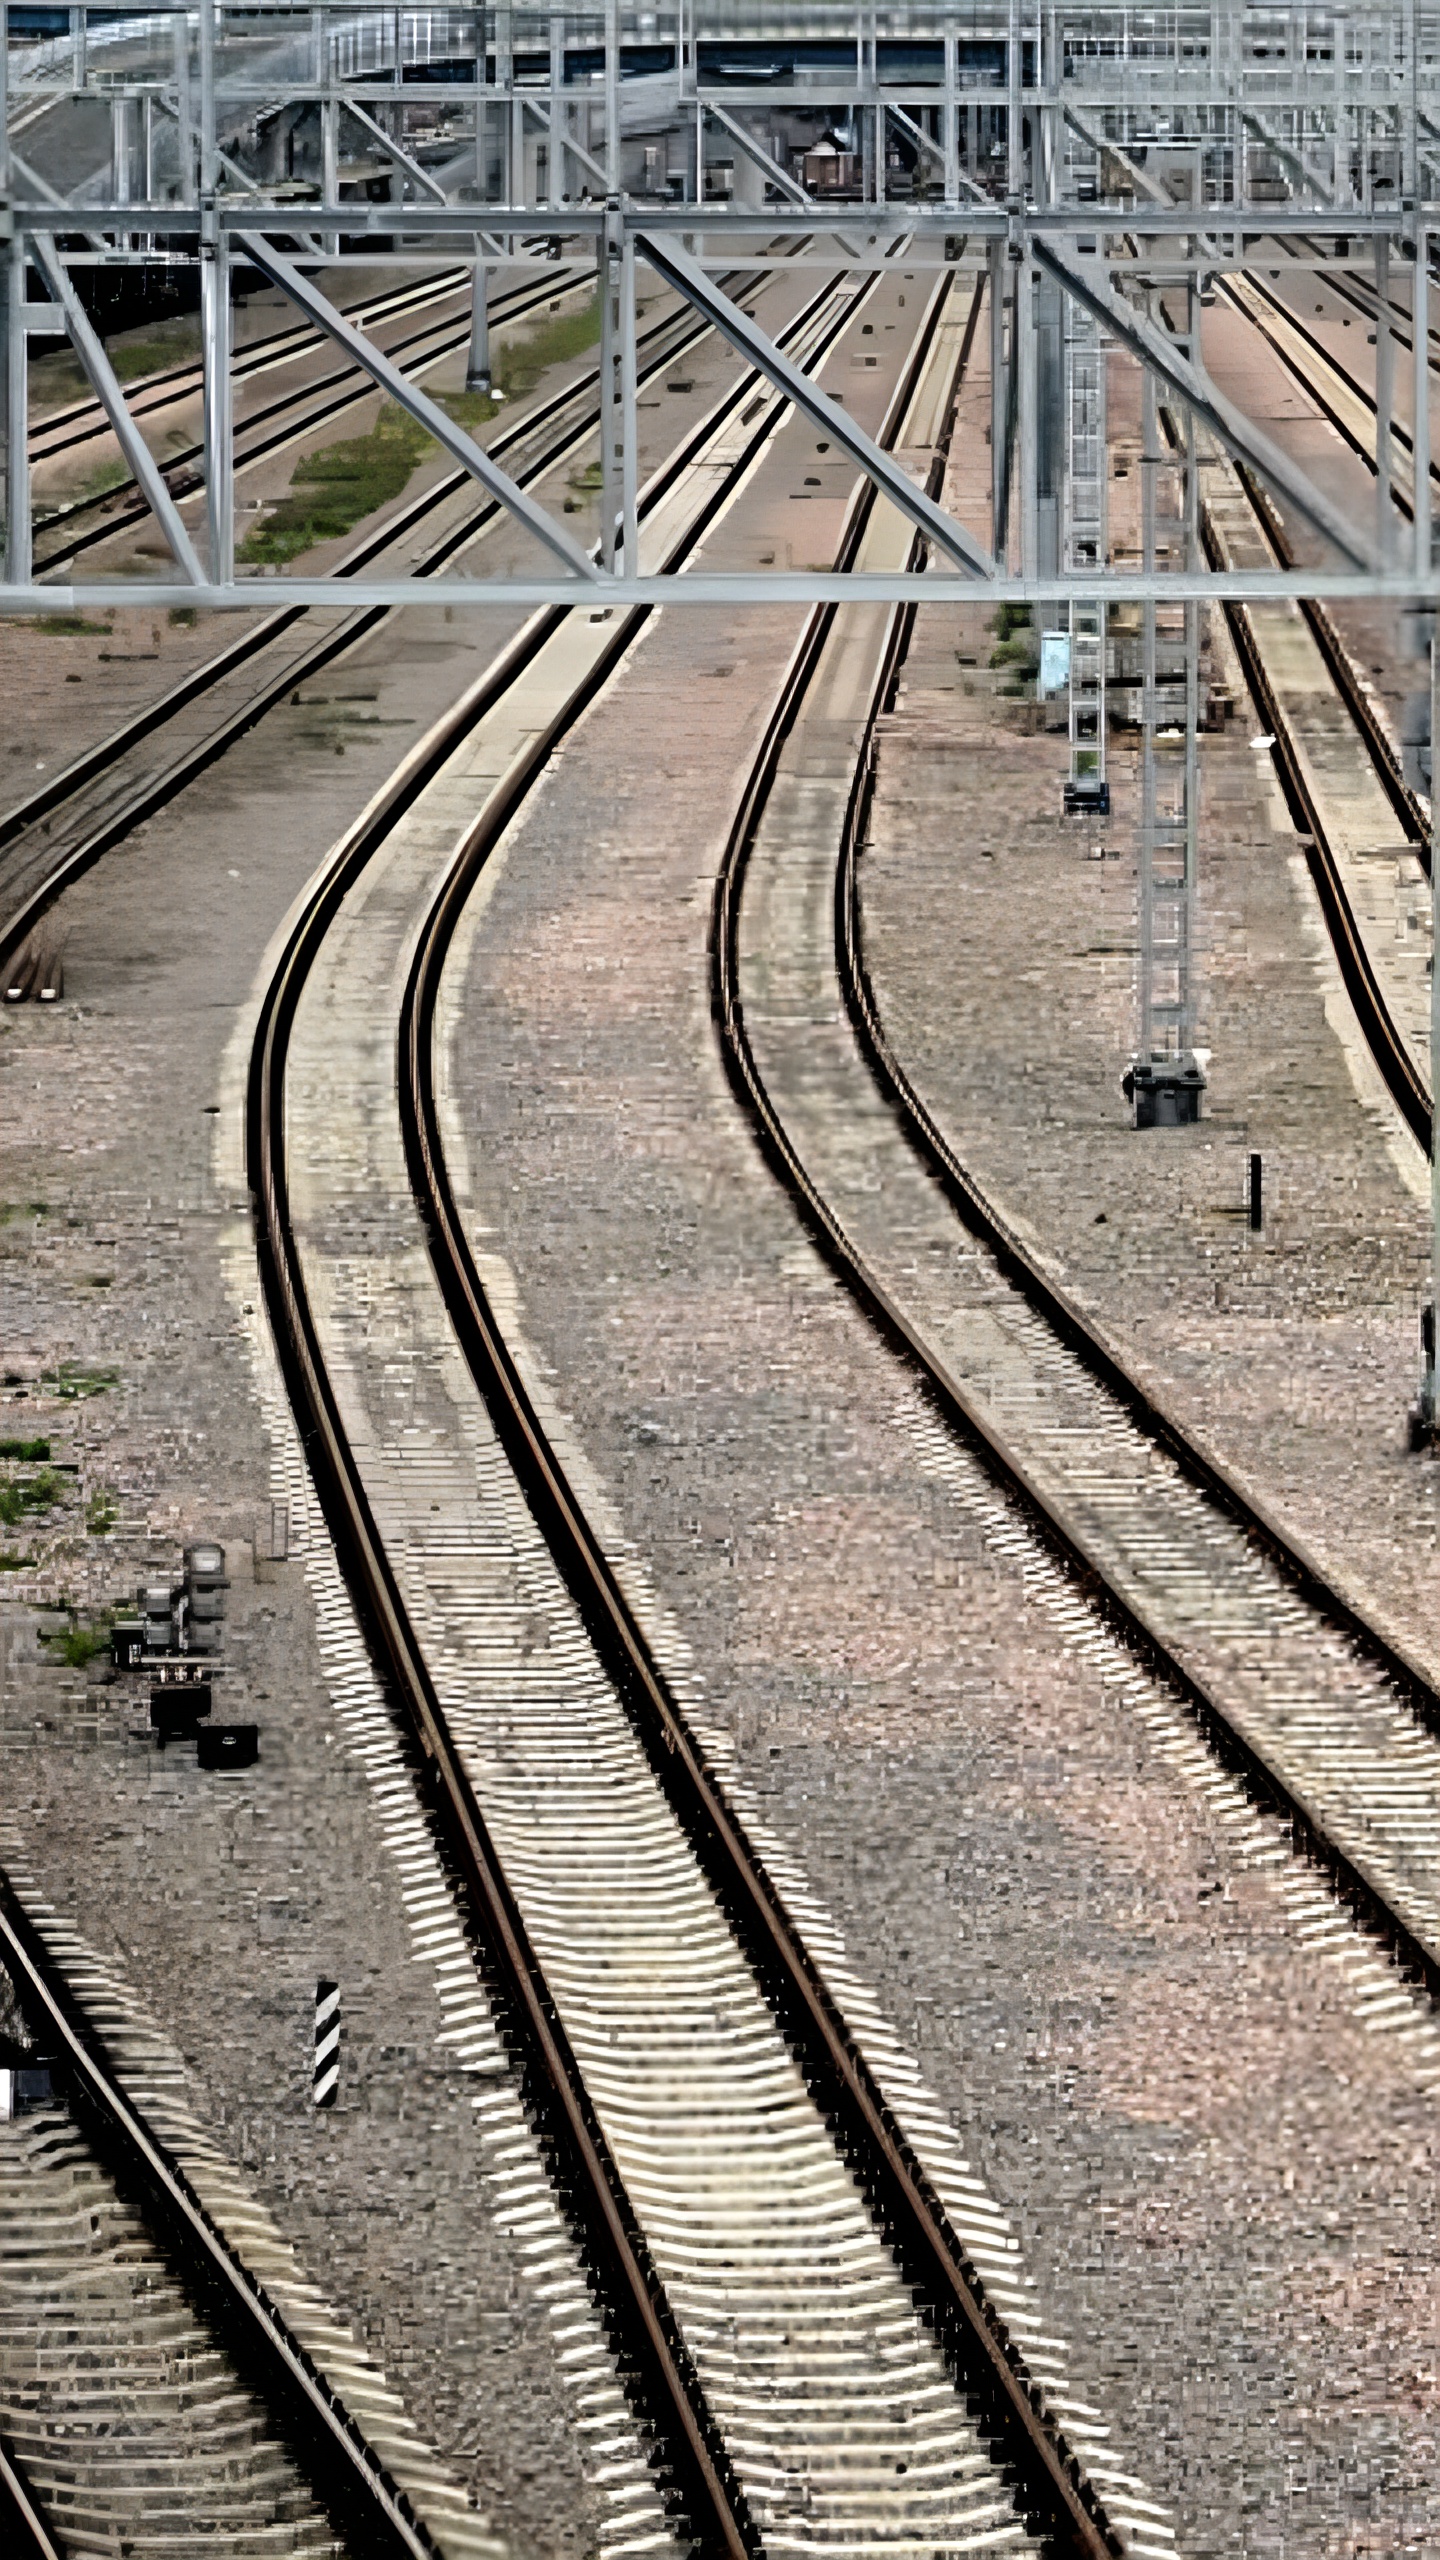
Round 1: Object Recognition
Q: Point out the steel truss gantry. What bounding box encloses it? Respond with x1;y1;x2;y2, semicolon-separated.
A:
1;3;1439;618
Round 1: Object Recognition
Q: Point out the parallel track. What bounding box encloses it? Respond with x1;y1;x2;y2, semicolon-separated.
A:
0;269;765;988
31;265;574;574
0;1870;437;2557
708;455;1440;2052
1209;292;1434;1142
249;264;1131;2559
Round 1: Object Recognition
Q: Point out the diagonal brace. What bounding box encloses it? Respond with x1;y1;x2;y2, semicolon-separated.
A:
638;234;995;577
705;102;814;209
31;235;205;584
1033;239;1375;572
886;101;989;206
1062;106;1171;208
342;98;449;204
244;235;600;581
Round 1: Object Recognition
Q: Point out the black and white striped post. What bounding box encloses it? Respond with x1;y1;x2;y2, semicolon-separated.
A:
313;1979;339;2109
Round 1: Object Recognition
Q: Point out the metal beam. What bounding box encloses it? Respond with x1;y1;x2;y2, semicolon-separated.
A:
638;232;996;577
886;100;989;205
1033;239;1377;571
30;234;205;584
1062;105;1170;208
12;570;1440;615
339;99;450;205
704;102;814;209
242;235;601;582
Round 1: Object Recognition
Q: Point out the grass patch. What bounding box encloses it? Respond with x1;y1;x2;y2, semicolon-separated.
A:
0;1204;48;1226
85;1489;120;1536
495;295;600;400
26;614;112;637
0;1469;63;1528
40;1613;112;1668
40;1363;118;1402
238;297;598;568
168;606;198;628
0;1438;51;1462
109;329;201;383
239;404;435;566
0;1550;33;1572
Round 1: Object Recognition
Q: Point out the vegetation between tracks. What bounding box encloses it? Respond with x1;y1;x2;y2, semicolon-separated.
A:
240;292;601;565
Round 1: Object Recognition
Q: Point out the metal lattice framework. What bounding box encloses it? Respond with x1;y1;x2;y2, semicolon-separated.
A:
1;2;1440;613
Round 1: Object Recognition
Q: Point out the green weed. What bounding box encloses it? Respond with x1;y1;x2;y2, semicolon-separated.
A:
40;1363;118;1401
109;329;201;383
0;1469;63;1527
495;295;600;400
0;1438;51;1462
41;1614;112;1667
85;1489;120;1536
0;1551;32;1572
239;404;435;566
237;299;597;568
26;615;112;637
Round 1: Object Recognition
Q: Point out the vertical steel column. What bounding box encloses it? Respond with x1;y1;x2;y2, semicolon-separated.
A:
1018;253;1038;578
1138;360;1159;1073
1429;625;1440;1429
1376;232;1395;562
4;236;30;588
599;206;635;575
604;0;620;197
112;93;131;211
466;256;491;391
1007;0;1023;200
942;28;959;209
1064;286;1107;807
473;3;485;202
989;240;1007;555
174;0;194;204
201;221;232;584
496;3;513;203
198;0;217;195
1416;228;1432;576
549;11;565;208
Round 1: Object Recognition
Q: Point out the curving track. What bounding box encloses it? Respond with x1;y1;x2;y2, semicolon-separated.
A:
0;264;776;993
242;263;1171;2559
0;1865;461;2556
708;399;1440;2070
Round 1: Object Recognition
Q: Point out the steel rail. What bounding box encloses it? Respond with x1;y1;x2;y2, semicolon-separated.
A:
28;260;482;460
246;266;876;2560
0;1869;439;2558
0;2435;62;2560
398;269;1125;2560
1196;467;1433;1150
1223;271;1427;521
0;271;769;986
30;266;570;573
735;535;1440;2007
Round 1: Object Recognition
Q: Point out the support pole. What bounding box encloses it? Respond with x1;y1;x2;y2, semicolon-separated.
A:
604;0;620;198
466;257;490;392
4;237;30;589
599;208;636;574
990;240;1007;554
1138;360;1159;1079
1007;0;1023;201
1415;229;1431;578
1376;233;1395;565
942;29;959;210
201;224;232;584
1018;253;1038;579
1430;627;1440;1432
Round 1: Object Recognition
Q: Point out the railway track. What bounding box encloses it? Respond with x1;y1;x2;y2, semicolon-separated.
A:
28;258;488;467
1205;291;1434;1140
0;263;775;994
31;263;577;575
245;261;1171;2557
708;390;1440;2111
0;1862;481;2556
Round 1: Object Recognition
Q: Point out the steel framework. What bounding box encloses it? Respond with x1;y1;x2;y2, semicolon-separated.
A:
1;2;1439;615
